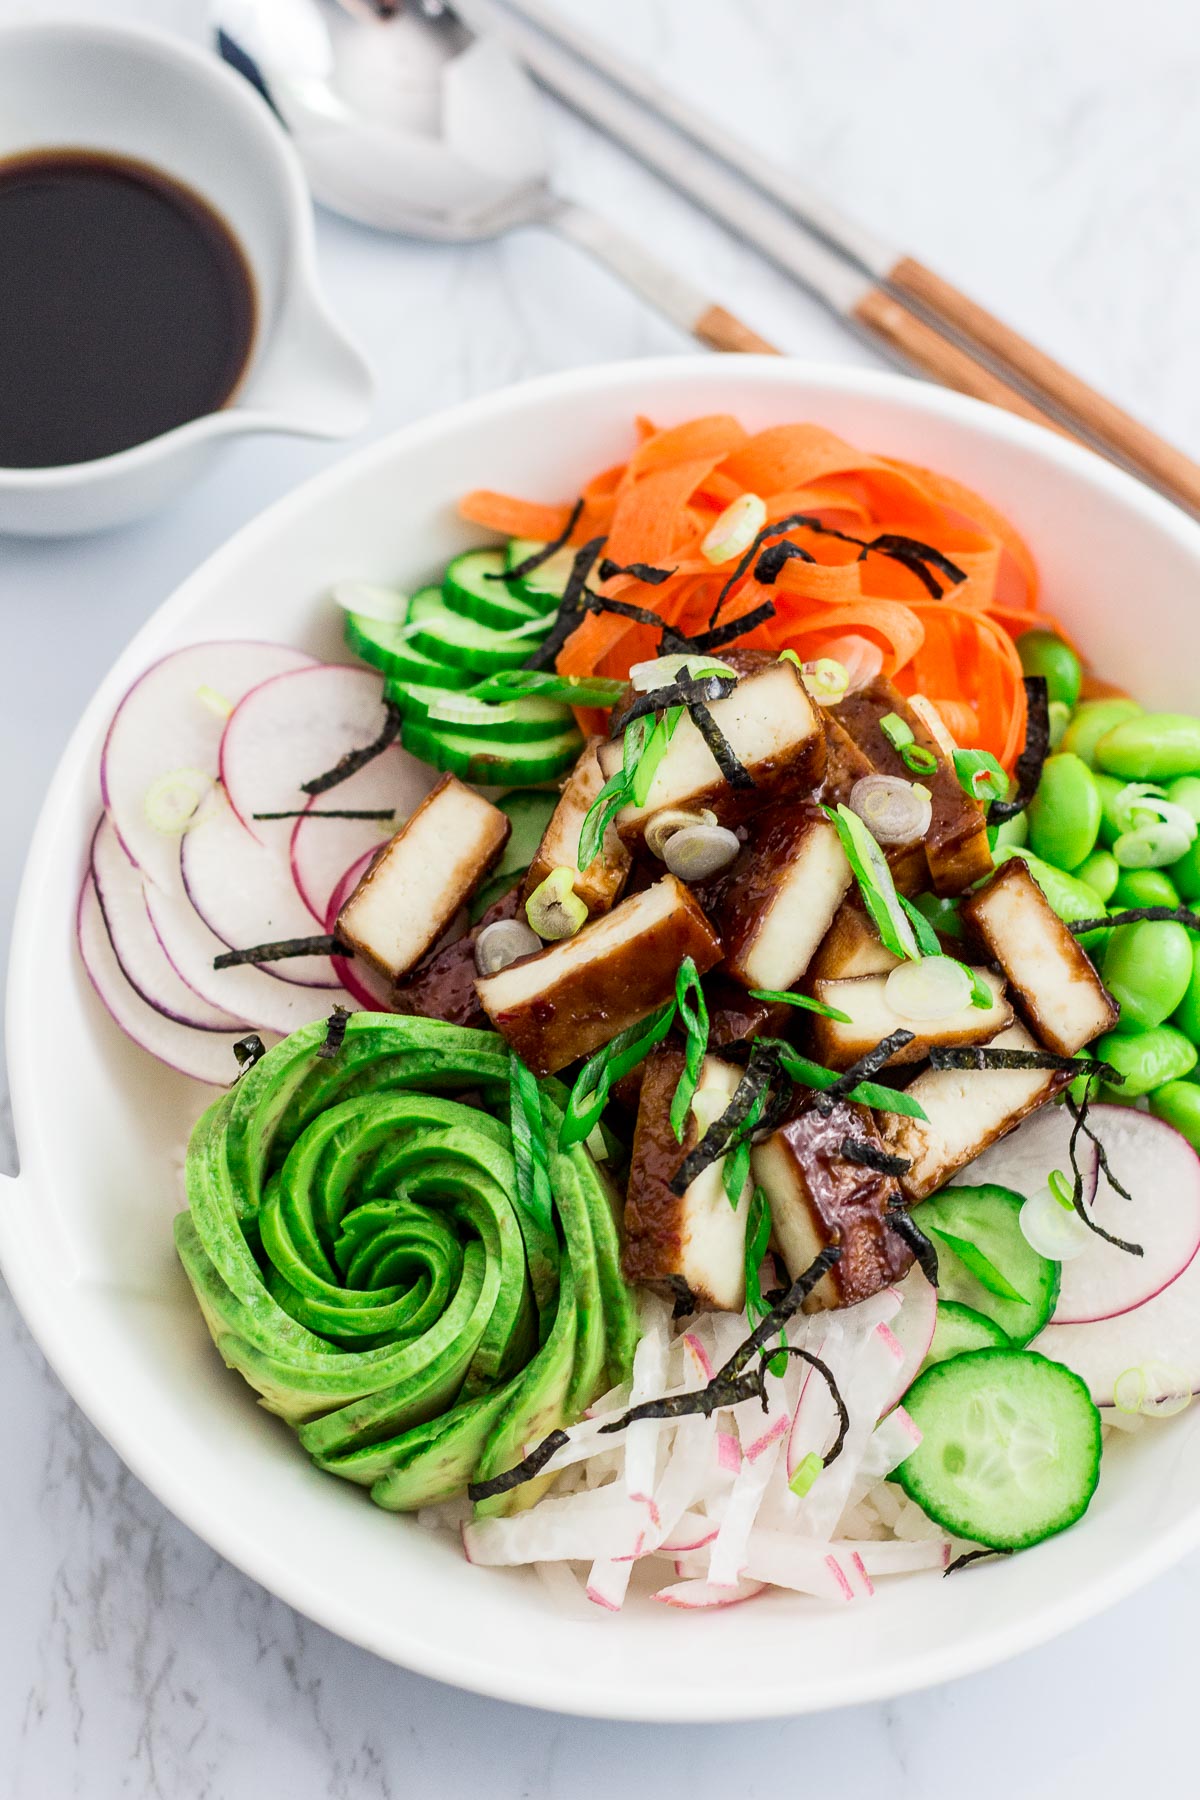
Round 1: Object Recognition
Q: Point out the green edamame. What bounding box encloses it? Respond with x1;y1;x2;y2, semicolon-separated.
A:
1150;1080;1200;1150
1172;937;1200;1043
1112;867;1181;910
1102;921;1194;1032
1048;702;1071;750
1027;753;1101;870
992;845;1104;924
1066;1046;1096;1107
1062;697;1143;767
1076;849;1119;903
1016;629;1083;710
911;892;964;941
991;810;1028;851
1165;778;1200;902
1095;772;1128;848
1097;1023;1198;1097
1095;714;1200;781
1166;775;1200;822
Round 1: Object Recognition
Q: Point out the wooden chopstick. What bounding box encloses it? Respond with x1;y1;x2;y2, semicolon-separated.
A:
487;0;1200;517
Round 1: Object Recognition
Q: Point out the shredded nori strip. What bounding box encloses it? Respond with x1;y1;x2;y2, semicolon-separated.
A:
886;1201;940;1286
720;1245;843;1376
487;497;583;584
232;1033;266;1073
1064;1092;1134;1201
1063;1091;1142;1255
214;933;345;970
814;1029;915;1111
689;600;778;652
252;807;396;821
609;671;737;738
581;590;698;656
597;557;676;585
1068;905;1200;935
466;1428;571;1503
668;1054;774;1196
521;536;607;670
317;1005;350;1060
862;533;966;599
928;1045;1120;1081
688;691;755;788
301;701;403;797
989;676;1049;822
841;1138;912;1176
754;539;817;583
762;1347;850;1466
945;1548;1012;1576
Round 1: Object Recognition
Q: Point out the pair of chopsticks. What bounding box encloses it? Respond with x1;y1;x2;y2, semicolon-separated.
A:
454;0;1200;519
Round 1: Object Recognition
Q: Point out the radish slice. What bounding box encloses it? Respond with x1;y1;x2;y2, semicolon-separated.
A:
651;1576;766;1609
78;876;262;1085
462;1490;648;1565
741;1535;865;1601
180;800;341;988
290;747;436;926
1037;1241;1200;1408
89;817;243;1032
959;1098;1100;1213
325;852;396;1011
219;664;392;844
101;641;314;889
1045;1107;1200;1324
875;1266;938;1416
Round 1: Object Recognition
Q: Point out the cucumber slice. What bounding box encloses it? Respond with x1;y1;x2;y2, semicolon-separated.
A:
923;1301;1010;1371
444;549;540;632
408;586;549;673
506;538;576;610
395;685;573;743
895;1349;1101;1549
469;868;522;923
401;718;583;786
345;604;475;691
910;1184;1059;1345
467;789;559;922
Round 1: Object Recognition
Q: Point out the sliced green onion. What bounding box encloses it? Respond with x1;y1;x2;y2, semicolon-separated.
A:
747;987;852;1023
926;1225;1029;1302
468;669;627;707
525;867;587;940
898;895;942;958
744;1186;788;1374
629;654;734;692
789;1450;824;1499
900;743;938;775
879;712;916;751
723;1086;767;1205
508;1052;554;1237
633;705;682;807
885;955;972;1022
772;1044;928;1121
670;957;710;1142
952;748;1009;806
701;492;767;565
1114;822;1194;869
1113;1362;1192;1418
825;803;921;962
143;768;214;836
1048;1167;1075;1211
195;684;233;718
802;658;850;706
558;1001;676;1147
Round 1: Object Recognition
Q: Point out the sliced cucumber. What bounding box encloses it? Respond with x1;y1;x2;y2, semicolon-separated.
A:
408;586;549;673
346;604;475;691
895;1349;1101;1549
444;549;540;632
910;1184;1059;1345
506;537;576;610
401;718;583;786
923;1301;1010;1371
394;685;574;743
467;791;558;923
469;868;521;923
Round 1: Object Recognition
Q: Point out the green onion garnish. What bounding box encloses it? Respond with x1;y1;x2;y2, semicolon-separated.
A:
789;1450;824;1499
669;957;710;1142
468;669;627;708
508;1051;555;1238
952;748;1009;806
898;896;991;1009
825;803;920;962
747;986;852;1023
558;1000;676;1148
878;711;938;774
578;713;649;869
744;1186;788;1375
925;1224;1029;1302
632;705;682;808
723;1087;768;1205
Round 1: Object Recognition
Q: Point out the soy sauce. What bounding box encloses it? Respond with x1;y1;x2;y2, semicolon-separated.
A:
0;150;256;468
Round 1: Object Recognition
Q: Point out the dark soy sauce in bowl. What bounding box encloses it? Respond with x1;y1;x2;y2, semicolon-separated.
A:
0;149;256;469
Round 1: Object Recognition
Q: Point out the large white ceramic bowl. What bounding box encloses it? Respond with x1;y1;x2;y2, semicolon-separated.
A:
6;358;1200;1720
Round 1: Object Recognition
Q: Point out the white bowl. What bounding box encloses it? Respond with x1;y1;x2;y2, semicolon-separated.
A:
6;357;1200;1720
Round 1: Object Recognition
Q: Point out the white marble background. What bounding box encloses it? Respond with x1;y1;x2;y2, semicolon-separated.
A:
4;0;1200;1792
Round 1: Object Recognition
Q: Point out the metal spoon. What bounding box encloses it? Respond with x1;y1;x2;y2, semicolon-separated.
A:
212;0;775;352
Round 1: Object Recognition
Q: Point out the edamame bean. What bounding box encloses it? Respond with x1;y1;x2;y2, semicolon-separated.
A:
911;891;964;940
1149;1080;1200;1150
1112;867;1181;910
1076;848;1119;902
1017;629;1083;710
1062;697;1143;767
992;810;1028;851
1027;753;1101;870
1048;701;1071;750
1102;920;1194;1031
1164;778;1200;901
1095;771;1128;848
1166;775;1200;822
1172;937;1200;1043
1097;1023;1198;1097
992;845;1104;923
1095;714;1200;781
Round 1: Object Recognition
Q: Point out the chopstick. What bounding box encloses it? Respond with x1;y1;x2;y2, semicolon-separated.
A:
474;0;1200;518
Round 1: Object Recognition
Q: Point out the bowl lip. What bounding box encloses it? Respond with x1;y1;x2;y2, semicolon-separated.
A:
0;15;324;488
8;352;1200;1721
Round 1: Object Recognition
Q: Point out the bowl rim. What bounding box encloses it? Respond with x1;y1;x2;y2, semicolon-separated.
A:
7;353;1200;1720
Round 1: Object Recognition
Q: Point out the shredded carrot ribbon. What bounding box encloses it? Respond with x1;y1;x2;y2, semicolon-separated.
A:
460;414;1051;767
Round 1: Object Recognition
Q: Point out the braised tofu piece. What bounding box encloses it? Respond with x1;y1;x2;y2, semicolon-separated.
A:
393;890;519;1030
599;660;826;846
623;1051;753;1312
336;775;509;981
810;968;1013;1070
751;1100;913;1311
705;976;795;1050
717;803;852;992
475;874;721;1075
809;898;902;982
880;1023;1071;1202
962;859;1118;1056
834;677;993;895
820;713;874;807
521;737;631;918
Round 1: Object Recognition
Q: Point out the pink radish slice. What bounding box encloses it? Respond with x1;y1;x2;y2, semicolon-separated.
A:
101;641;314;890
89;817;244;1031
78;876;264;1085
144;869;348;1034
290;746;436;926
958;1098;1100;1213
651;1577;766;1609
875;1267;938;1417
219;664;392;845
326;853;397;1011
180;802;341;988
1045;1106;1200;1325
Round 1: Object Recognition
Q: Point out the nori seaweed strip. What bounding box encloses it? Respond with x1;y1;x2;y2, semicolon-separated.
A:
466;1428;571;1502
232;1033;266;1073
687;692;755;788
1064;1092;1134;1201
841;1138;912;1176
668;1054;774;1196
521;535;607;671
989;676;1049;822
689;599;777;652
1064;1094;1142;1255
486;497;583;584
596;557;676;585
581;590;698;656
300;701;403;797
813;1029;916;1111
761;1347;850;1466
754;539;817;583
928;1045;1121;1081
1068;905;1200;934
886;1200;940;1286
214;933;346;970
945;1548;1012;1576
609;672;737;738
718;1245;843;1377
317;1005;350;1060
861;534;967;599
253;808;396;821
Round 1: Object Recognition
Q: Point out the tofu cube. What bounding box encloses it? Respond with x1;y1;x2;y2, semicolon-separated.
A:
809;898;903;982
810;968;1013;1070
961;859;1118;1056
623;1052;754;1312
717;803;853;992
336;774;509;981
520;737;631;918
475;873;721;1075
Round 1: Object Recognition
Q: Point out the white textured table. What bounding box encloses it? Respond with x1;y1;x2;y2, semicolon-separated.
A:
4;1;1200;1792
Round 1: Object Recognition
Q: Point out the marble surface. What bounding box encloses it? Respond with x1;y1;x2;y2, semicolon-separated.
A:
4;0;1200;1791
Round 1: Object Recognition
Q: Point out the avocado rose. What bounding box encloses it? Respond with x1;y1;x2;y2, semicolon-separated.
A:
176;1014;637;1514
